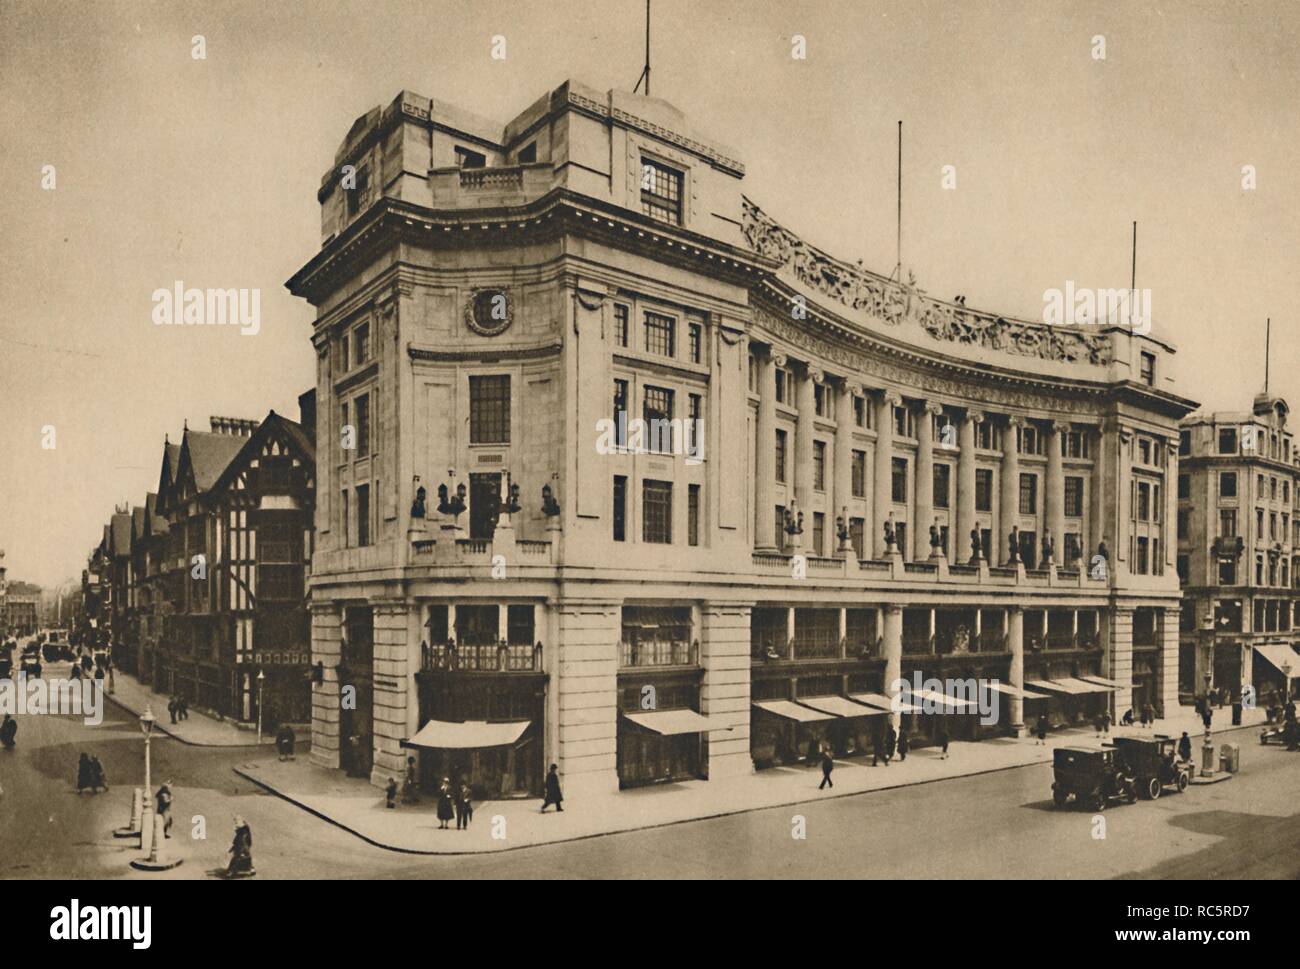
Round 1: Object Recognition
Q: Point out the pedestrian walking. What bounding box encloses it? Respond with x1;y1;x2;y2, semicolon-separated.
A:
402;756;420;804
1;714;17;750
871;729;884;767
167;697;178;725
89;756;107;793
1100;709;1111;737
1120;707;1134;726
1178;731;1192;763
883;724;897;765
455;779;473;829
276;724;296;761
1143;702;1156;729
1035;713;1049;745
226;817;254;877
1201;705;1212;736
436;777;455;829
818;745;834;789
155;781;173;838
541;763;564;812
77;753;91;794
897;727;909;762
385;777;398;809
937;721;951;759
1093;712;1105;738
178;696;189;720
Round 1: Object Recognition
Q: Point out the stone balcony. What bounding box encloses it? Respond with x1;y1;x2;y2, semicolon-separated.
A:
749;549;1108;590
427;162;555;210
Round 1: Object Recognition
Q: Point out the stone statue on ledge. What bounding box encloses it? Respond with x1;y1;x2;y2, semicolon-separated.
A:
1007;525;1021;565
969;527;983;564
410;485;427;520
929;519;943;553
1041;529;1055;565
541;484;561;518
883;516;897;553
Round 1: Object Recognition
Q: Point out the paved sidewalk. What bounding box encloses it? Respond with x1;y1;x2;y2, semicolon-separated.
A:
234;702;1268;855
104;671;273;747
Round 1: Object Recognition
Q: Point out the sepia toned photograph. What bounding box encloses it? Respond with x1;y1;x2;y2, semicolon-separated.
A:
0;0;1295;928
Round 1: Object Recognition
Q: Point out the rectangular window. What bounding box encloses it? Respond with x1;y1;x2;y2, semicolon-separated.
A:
1019;473;1037;515
688;321;702;364
469;375;511;444
1019;426;1039;455
686;393;702;454
613;379;629;447
933;464;951;509
850;517;865;559
353;322;370;367
891;457;907;503
1219;509;1237;537
1220;472;1237;498
1140;351;1155;386
894;406;911;438
814;384;828;418
1137;481;1151;522
774;505;785;550
1177;508;1190;540
644;312;675;358
812;512;825;557
355;393;371;458
642;480;673;543
1179;430;1190;455
1136;536;1149;574
775;368;788;404
1064;476;1084;517
643;386;675;453
853;396;866;428
813;441;826;491
613;476;627;542
1178;473;1189;499
455;146;486;169
1218;427;1237;454
851;450;866;498
614;304;629;348
775;429;787;484
975;468;993;512
1064;532;1082;565
640;158;683;225
356;484;370;548
339;400;349;458
1177;554;1189;582
688;484;700;547
340;489;348;545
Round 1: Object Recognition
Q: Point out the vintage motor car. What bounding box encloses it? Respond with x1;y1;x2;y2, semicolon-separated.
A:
1260;720;1300;749
1112;735;1191;798
1052;746;1137;810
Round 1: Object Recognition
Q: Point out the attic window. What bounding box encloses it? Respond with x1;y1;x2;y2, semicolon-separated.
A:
345;166;370;218
455;146;486;169
518;142;537;164
640;158;683;225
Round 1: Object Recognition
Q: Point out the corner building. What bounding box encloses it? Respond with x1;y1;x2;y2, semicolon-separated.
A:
288;81;1197;797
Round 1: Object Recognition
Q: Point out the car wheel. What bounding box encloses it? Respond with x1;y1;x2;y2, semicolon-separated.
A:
1147;777;1162;800
1052;787;1067;807
1093;791;1107;811
1176;771;1189;793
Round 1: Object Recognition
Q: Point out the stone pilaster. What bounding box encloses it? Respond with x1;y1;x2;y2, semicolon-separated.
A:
753;351;778;551
873;391;900;557
1007;606;1025;735
700;603;753;778
914;401;938;560
999;416;1023;565
370;598;413;786
833;382;856;553
882;604;903;729
309;600;343;770
554;599;621;797
1046;421;1068;560
957;410;982;561
794;364;819;511
1159;606;1180;716
1108;606;1135;717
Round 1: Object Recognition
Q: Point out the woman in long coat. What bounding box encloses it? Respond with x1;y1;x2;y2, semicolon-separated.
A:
227;817;254;876
883;724;897;763
76;753;91;794
436;777;455;829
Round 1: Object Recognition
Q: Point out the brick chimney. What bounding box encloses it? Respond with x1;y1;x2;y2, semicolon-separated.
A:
208;416;258;436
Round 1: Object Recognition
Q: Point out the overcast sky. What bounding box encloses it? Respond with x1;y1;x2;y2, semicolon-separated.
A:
1;0;1296;588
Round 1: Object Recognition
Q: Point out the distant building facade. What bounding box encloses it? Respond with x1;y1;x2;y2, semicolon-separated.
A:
289;81;1198;797
1177;395;1300;700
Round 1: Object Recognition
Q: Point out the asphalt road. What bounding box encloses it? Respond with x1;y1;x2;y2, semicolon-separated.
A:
1;675;1296;879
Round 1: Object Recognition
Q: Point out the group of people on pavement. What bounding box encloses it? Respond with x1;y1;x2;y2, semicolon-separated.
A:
75;753;108;793
816;719;951;789
383;760;566;825
166;695;190;724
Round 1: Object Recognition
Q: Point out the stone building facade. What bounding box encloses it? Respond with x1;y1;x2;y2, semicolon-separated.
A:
288;80;1197;797
1177;395;1300;699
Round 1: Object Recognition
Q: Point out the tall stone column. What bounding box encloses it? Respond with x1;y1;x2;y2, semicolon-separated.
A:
753;351;778;552
1159;607;1180;717
700;603;753;778
794;364;820;512
1165;440;1179;571
873;390;901;557
957;410;983;562
309;600;343;770
1007;606;1025;735
883;604;903;729
370;598;413;787
1108;606;1134;717
833;381;856;552
914;401;938;559
1088;425;1106;562
999;416;1023;564
1046;420;1067;561
555;598;621;797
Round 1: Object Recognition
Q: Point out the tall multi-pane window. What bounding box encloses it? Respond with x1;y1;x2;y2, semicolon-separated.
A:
644;312;675;358
1218;428;1237;454
975;468;993;512
813;441;826;491
1064;476;1084;516
812;512;825;556
469;375;510;444
1136;482;1151;522
353;322;370;367
1220;472;1237;498
642;480;673;543
340;400;350;458
340;488;349;545
614;304;629;348
1177;509;1190;540
1019;473;1037;515
356;483;371;548
814;384;829;418
613;379;629;447
933;464;951;509
688;484;700;547
1220;509;1237;537
686;393;702;454
355;393;371;457
688;321;702;364
643;386;674;453
775;429;787;483
851;450;866;497
1178;473;1189;499
891;457;907;502
854;396;867;428
613;476;627;542
1139;351;1155;386
640;159;683;225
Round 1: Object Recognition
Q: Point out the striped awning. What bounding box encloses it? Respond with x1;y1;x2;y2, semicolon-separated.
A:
797;695;884;719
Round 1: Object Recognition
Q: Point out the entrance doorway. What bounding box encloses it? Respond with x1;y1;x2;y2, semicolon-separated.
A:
469;473;501;541
339;606;374;779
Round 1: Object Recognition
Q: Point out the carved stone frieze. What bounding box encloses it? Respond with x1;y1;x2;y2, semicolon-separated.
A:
742;198;1111;366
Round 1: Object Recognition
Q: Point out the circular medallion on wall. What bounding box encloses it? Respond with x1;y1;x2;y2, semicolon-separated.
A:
465;287;513;337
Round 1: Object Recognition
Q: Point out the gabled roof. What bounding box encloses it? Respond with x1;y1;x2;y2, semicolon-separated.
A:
131;505;146;543
208;411;317;500
156;440;182;513
145;492;168;537
109;513;132;558
183;431;249;493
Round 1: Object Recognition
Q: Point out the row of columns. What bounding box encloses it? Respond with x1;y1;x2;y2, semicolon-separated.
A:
751;347;1088;566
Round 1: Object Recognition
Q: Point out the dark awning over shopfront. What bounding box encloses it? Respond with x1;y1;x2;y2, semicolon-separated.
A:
1254;643;1300;678
1051;677;1114;694
752;699;834;723
1078;675;1125;690
622;709;732;735
1026;679;1093;696
797;695;885;718
402;719;530;750
986;681;1053;701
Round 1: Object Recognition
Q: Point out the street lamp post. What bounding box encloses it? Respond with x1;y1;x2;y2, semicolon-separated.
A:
256;670;265;746
138;706;156;854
